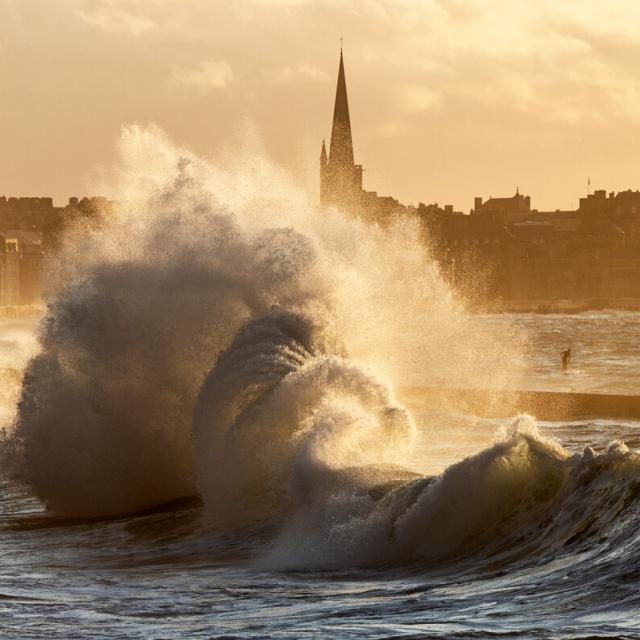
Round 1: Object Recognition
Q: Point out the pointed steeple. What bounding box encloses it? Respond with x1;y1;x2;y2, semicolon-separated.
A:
320;46;363;213
329;50;354;167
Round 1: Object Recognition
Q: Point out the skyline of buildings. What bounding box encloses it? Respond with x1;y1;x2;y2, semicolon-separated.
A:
319;49;640;310
319;48;640;222
2;47;640;309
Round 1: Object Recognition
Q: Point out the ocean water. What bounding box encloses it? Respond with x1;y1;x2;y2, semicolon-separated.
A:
1;311;639;640
1;130;639;639
478;311;640;395
403;310;640;396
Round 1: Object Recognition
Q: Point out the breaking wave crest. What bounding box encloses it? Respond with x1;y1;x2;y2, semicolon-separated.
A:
194;308;415;528
261;416;640;570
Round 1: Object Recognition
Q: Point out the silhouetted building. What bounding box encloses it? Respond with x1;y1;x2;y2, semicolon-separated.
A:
320;50;444;223
0;233;20;305
320;49;363;214
472;190;531;219
0;231;43;304
317;49;640;309
428;190;640;309
0;196;112;305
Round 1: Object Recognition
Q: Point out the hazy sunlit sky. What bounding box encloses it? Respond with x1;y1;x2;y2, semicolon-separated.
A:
2;0;640;211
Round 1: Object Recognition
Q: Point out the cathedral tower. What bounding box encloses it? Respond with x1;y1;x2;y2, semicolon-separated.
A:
320;49;363;213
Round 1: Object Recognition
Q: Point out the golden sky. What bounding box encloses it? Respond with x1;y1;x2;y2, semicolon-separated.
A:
1;0;640;211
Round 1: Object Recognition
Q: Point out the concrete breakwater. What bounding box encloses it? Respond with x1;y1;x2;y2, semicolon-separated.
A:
400;386;640;421
481;298;640;314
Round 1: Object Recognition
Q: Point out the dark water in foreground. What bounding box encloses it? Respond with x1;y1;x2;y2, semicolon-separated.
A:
1;313;640;639
1;411;639;639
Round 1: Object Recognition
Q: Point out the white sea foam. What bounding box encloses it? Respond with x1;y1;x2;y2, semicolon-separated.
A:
260;416;640;569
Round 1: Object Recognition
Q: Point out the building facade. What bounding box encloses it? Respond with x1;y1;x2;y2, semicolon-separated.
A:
0;196;112;305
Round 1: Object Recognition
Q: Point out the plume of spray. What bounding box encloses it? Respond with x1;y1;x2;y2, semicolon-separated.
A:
193;307;415;528
5;124;523;518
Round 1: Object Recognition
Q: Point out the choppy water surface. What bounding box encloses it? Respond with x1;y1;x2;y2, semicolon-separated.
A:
1;312;639;639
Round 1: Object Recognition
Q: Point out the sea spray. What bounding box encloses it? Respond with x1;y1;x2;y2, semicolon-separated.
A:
193;308;415;526
0;317;40;430
11;212;327;516
6;125;522;517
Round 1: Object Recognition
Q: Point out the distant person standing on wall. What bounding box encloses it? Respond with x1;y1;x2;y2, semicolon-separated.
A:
561;347;571;374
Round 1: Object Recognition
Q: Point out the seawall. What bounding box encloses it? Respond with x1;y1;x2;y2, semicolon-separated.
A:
399;386;640;421
479;298;640;314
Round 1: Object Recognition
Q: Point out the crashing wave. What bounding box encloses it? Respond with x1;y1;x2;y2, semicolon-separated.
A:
260;416;640;570
4;126;639;576
193;308;415;527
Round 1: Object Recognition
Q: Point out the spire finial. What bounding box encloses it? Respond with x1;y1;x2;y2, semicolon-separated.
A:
340;34;343;54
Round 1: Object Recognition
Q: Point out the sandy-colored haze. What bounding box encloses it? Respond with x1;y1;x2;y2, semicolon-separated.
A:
1;0;639;210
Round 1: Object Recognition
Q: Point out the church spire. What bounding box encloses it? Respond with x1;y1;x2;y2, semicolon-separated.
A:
320;46;363;213
329;49;354;167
